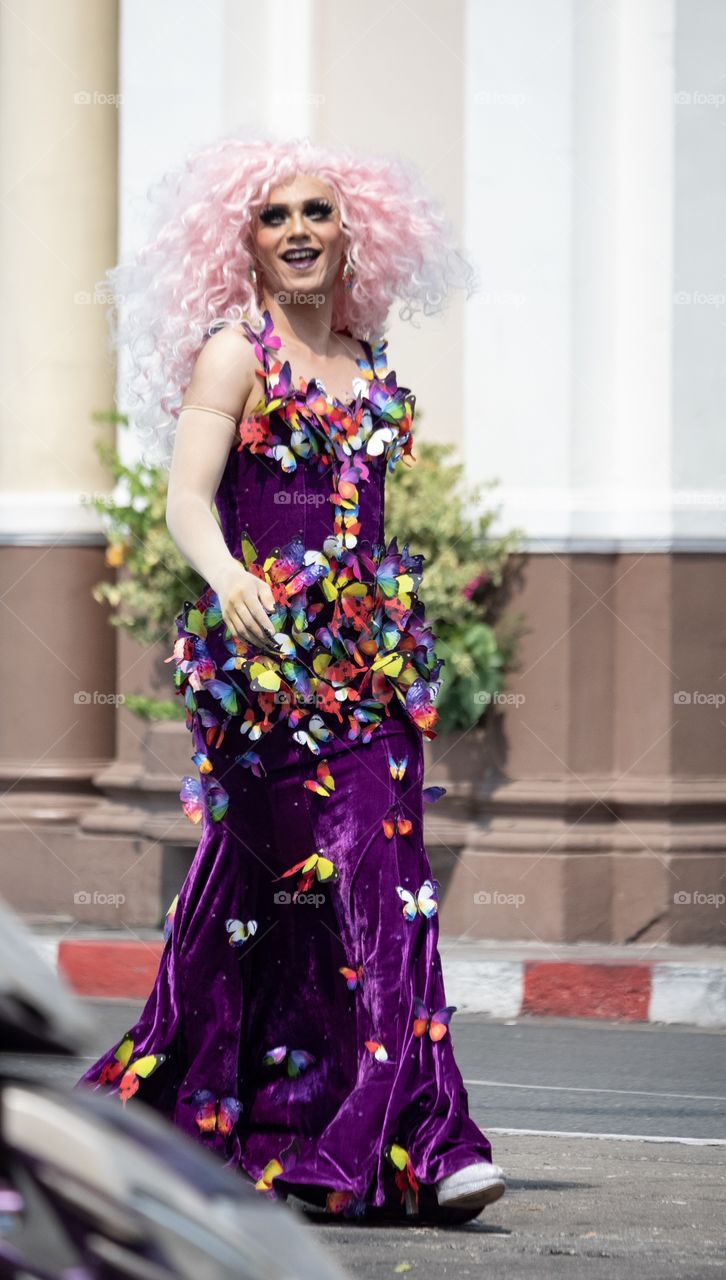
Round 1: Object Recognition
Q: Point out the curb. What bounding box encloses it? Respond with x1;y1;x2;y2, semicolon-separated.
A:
35;935;726;1029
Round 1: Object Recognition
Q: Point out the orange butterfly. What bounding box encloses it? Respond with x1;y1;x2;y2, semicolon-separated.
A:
339;963;364;991
97;1033;166;1104
412;997;457;1041
382;807;413;839
303;760;335;798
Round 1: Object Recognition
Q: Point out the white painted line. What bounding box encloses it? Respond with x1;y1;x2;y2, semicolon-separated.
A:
464;1077;726;1103
486;1127;726;1146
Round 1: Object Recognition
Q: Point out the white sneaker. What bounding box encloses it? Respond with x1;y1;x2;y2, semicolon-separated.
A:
435;1161;506;1210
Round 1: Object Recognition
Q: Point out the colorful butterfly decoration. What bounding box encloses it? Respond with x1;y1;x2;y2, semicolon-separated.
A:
384;1142;419;1211
303;760;335;797
364;1039;389;1062
339;963;364;991
388;753;408;780
96;1033;166;1103
190;1089;242;1135
326;1189;368;1218
163;893;178;944
262;1046;316;1077
382;807;413;839
412;997;457;1042
272;849;339;898
292;713;335;755
225;918;258;948
255;1137;299;1196
179;774;229;825
396;879;439;921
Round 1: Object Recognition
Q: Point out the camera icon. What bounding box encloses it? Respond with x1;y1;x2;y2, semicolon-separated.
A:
673;891;691;905
473;890;491;904
673;690;691;704
73;891;92;905
273;890;291;905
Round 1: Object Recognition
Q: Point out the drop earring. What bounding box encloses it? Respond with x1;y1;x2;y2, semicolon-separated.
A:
341;255;354;290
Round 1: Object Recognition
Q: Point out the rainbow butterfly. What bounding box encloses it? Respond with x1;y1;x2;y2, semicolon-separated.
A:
292;714;335;754
179;775;229;824
364;1039;389;1062
396;879;439;921
388;753;408;780
382;808;413;839
190;1089;242;1135
262;1046;316;1077
225;918;257;948
405;678;439;738
412;997;457;1042
303;760;335;798
339;963;364;991
97;1033;166;1103
162;893;178;944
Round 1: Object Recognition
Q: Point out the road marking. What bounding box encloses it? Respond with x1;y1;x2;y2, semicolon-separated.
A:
464;1077;726;1103
485;1127;726;1146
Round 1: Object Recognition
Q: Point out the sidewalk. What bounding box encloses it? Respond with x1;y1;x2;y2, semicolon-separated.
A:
28;925;726;1029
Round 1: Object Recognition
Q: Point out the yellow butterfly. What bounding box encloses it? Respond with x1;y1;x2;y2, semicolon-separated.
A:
303;761;335;798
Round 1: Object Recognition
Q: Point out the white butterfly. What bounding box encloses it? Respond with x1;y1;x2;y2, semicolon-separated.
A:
366;425;397;458
396;879;439;921
225;918;258;947
292;714;334;754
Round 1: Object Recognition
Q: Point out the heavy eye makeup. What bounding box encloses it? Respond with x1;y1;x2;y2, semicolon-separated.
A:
258;198;335;226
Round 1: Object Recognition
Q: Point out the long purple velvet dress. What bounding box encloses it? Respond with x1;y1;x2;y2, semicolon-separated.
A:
75;309;495;1220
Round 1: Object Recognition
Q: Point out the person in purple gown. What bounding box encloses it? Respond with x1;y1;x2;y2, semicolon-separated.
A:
75;135;506;1223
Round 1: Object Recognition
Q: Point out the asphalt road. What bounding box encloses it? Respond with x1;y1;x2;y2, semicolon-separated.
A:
3;1005;725;1278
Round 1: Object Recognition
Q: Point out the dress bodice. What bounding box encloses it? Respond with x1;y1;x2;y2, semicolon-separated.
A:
213;309;416;563
169;308;443;822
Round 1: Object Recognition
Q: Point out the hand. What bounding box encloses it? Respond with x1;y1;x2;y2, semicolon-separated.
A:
212;561;278;651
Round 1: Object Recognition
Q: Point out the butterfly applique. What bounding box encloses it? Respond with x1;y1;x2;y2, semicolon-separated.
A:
423;785;447;804
225;918;258;948
326;1190;368;1218
179;775;229;824
382;807;413;839
303;760;335;798
163;893;178;944
404;678;440;739
190;1089;242;1135
364;1039;389;1062
384;1142;419;1211
412;997;457;1041
396;879;439;921
273;849;339;898
388;753;408;781
255;1137;299;1195
339;963;364;991
292;713;335;755
262;1046;316;1078
97;1033;166;1103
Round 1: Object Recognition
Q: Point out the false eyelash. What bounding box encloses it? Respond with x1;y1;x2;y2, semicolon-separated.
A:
258;199;334;224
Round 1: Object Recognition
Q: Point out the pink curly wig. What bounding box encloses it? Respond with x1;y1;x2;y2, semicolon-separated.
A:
98;130;478;463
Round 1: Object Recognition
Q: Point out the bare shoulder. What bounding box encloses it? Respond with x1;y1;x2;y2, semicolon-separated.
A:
183;324;259;420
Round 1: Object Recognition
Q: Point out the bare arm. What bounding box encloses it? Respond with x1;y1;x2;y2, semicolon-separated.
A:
166;326;277;649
